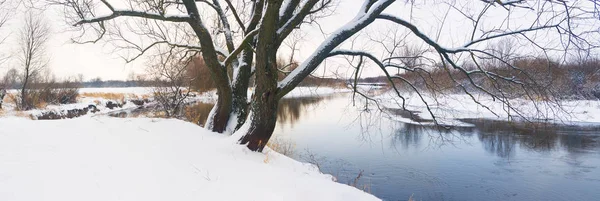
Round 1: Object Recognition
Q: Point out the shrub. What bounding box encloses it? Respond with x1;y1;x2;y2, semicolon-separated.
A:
187;56;217;92
15;78;81;110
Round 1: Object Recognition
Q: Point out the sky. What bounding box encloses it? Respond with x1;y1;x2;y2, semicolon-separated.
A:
0;0;594;81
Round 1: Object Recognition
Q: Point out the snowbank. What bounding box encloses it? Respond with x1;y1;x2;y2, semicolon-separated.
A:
377;91;600;126
0;117;379;201
79;87;153;95
282;87;351;98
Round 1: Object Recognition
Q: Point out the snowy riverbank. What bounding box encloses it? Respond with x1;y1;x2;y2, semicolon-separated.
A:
376;91;600;126
0;117;379;201
0;86;351;119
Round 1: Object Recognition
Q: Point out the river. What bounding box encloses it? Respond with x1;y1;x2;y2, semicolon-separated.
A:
116;93;600;200
272;94;600;201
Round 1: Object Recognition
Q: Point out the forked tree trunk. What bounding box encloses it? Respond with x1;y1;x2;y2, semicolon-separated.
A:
238;0;281;152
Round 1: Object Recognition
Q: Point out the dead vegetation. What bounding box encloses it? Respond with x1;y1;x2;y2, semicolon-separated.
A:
78;92;134;102
183;102;213;126
266;137;296;157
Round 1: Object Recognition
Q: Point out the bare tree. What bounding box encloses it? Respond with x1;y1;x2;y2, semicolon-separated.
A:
0;0;13;108
0;0;10;53
0;68;17;109
56;0;600;152
17;11;50;110
147;46;194;117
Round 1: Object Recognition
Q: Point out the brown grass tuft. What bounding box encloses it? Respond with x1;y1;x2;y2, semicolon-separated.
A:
14;111;34;119
266;137;296;157
183;103;213;126
79;92;136;102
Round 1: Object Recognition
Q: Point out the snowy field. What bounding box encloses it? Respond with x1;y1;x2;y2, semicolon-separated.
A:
0;117;378;201
79;87;154;95
376;91;600;126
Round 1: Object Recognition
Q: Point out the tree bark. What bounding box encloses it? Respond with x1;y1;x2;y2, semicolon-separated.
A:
207;85;232;133
0;89;5;109
183;0;233;133
230;49;253;131
238;0;281;152
20;73;28;110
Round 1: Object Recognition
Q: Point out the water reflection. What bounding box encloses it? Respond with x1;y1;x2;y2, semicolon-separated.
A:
277;96;332;128
120;95;336;128
465;119;600;158
269;95;600;201
389;119;600;158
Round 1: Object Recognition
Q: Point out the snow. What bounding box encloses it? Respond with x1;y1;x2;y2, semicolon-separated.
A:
277;0;394;90
282;87;351;98
377;91;600;126
204;102;218;130
0;117;379;201
79;87;153;95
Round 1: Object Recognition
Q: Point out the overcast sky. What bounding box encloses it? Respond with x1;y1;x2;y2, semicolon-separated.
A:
0;0;592;81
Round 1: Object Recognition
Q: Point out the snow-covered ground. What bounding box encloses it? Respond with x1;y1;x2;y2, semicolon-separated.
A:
78;87;153;95
281;87;352;98
377;91;600;126
0;117;378;201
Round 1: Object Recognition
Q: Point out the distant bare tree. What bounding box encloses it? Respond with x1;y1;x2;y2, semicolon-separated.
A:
0;0;13;108
147;46;194;117
17;11;50;110
0;68;17;109
0;0;10;54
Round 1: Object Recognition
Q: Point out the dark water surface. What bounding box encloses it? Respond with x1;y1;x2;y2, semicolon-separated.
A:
272;95;600;201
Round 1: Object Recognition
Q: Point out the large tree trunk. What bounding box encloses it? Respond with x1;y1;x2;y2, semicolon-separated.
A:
237;53;278;151
229;49;253;131
183;0;234;133
238;0;281;152
205;85;232;133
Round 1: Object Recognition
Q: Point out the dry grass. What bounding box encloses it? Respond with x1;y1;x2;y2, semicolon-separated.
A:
183;103;213;126
34;99;48;109
14;111;34;119
266;137;296;157
79;92;133;102
5;93;17;105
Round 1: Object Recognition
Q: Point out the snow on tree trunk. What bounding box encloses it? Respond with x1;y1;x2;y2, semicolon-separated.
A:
204;86;232;133
237;0;281;151
0;88;5;109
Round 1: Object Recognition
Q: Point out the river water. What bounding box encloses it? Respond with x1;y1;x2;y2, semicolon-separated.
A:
272;94;600;201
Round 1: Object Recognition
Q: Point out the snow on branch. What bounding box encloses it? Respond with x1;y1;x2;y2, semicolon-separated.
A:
276;0;395;99
74;0;191;26
222;29;260;67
